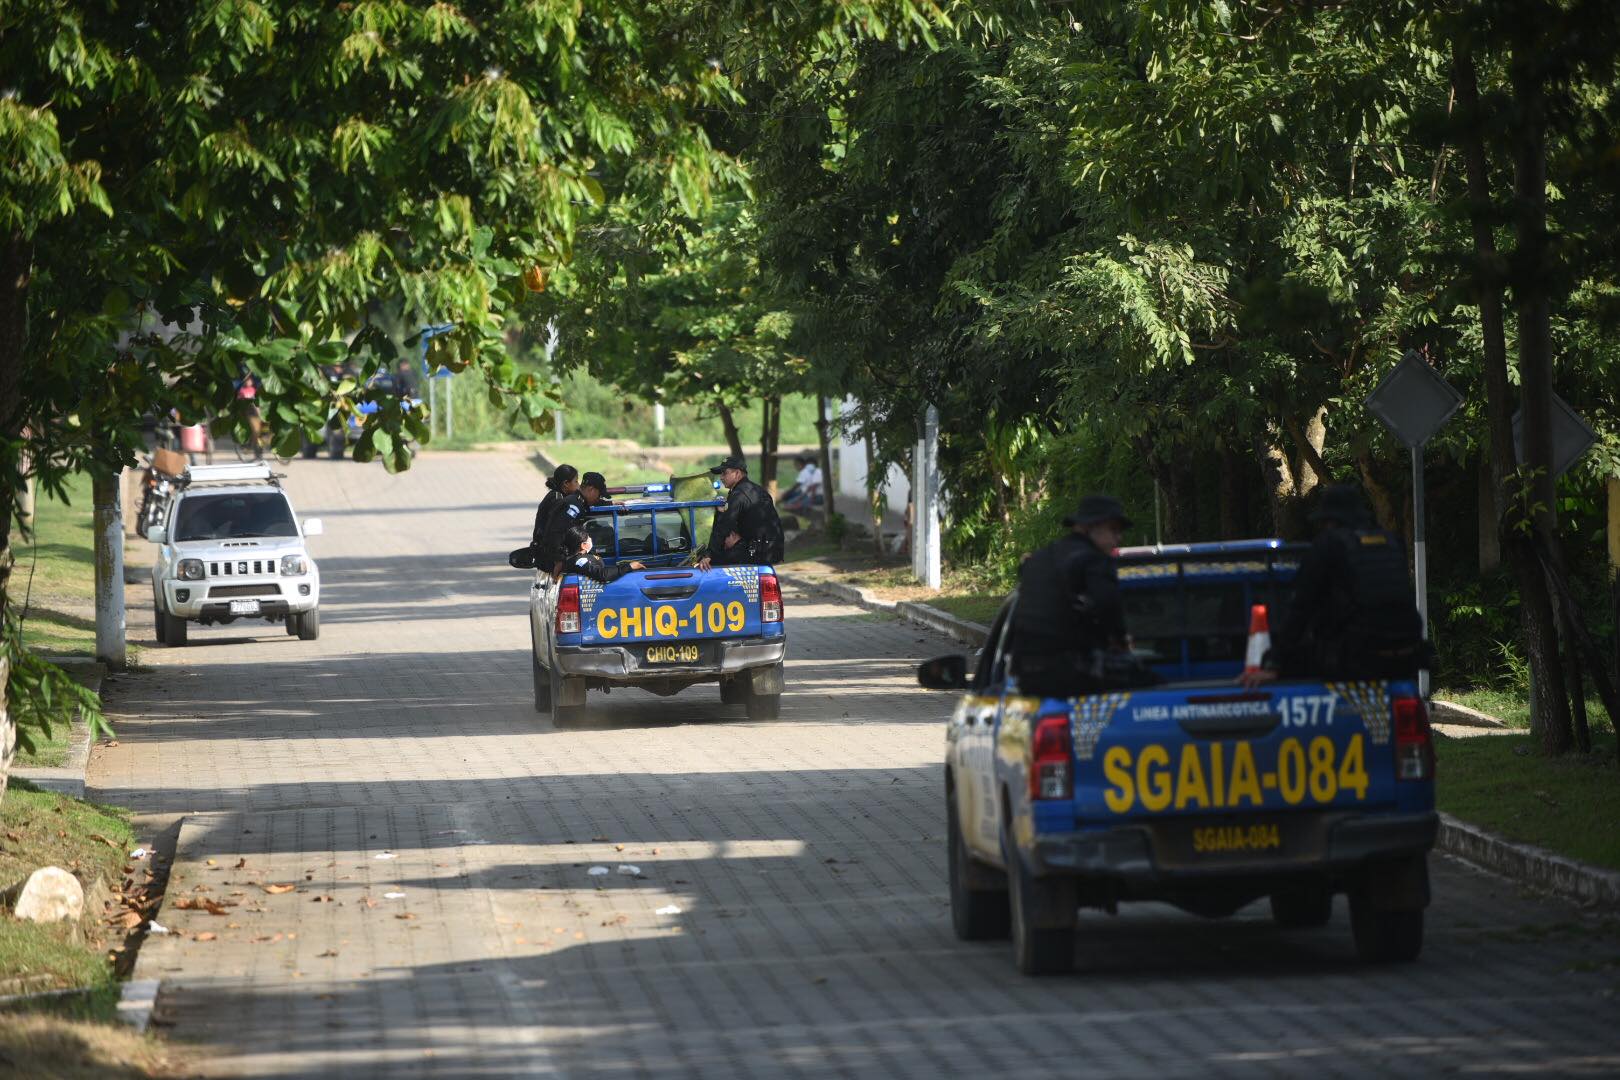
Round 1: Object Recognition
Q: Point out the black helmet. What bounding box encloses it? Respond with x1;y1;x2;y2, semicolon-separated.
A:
1063;494;1133;529
1309;484;1371;528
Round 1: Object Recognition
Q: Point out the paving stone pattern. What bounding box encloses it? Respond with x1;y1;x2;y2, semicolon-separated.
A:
98;452;1620;1078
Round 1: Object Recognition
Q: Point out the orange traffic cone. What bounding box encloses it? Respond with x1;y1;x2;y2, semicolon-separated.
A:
1243;604;1271;676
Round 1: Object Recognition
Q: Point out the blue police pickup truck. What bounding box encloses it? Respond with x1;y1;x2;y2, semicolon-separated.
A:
918;540;1437;975
528;483;786;725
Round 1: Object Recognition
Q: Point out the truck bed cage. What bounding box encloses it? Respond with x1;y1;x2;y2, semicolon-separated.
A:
585;496;725;569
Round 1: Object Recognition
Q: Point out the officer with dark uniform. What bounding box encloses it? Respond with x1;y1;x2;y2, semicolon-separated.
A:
532;464;580;550
559;524;644;583
1008;494;1136;696
1244;483;1427;686
539;472;615;573
697;456;784;570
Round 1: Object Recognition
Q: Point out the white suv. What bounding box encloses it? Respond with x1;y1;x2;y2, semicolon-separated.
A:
145;463;323;646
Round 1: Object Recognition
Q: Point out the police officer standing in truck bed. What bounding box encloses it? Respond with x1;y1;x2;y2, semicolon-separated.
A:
697;456;784;570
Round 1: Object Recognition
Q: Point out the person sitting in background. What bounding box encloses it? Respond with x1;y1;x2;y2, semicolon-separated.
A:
779;455;823;513
560;524;644;583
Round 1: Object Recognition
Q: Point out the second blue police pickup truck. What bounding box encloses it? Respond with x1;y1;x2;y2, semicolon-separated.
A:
528;483;786;725
918;540;1436;975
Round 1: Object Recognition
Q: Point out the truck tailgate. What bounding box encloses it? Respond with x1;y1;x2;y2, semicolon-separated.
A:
574;567;774;646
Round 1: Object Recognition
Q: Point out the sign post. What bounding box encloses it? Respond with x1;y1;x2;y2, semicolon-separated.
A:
417;323;458;441
1365;350;1464;698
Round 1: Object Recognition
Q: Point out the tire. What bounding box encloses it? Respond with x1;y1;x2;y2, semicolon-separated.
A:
719;677;748;706
550;663;585;726
745;691;781;721
1270;885;1334;929
300;443;319;459
1004;816;1076;975
1350;893;1424;963
285;615;298;636
165;611;188;646
154;600;168;645
532;649;551;713
296;608;320;641
948;795;1010;941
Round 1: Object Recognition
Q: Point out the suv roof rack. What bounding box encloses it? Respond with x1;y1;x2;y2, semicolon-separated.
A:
179;462;281;487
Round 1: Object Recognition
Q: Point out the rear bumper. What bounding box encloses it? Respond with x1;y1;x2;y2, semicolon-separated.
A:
553;637;786;681
1029;811;1438;881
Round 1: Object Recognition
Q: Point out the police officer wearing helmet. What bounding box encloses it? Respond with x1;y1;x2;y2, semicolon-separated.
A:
1244;483;1428;687
697;456;784;570
1008;494;1136;696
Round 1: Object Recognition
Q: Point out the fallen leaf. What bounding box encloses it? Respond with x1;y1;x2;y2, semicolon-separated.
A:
206;859;217;866
395;913;418;921
194;932;217;942
317;949;339;958
234;858;246;870
263;884;296;895
88;833;121;849
114;910;143;929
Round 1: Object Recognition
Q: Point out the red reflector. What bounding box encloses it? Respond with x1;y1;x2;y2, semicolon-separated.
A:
760;574;783;623
556;584;581;634
1030;714;1073;800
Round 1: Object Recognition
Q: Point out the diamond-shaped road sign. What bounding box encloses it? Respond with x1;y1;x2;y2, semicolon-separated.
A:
1365;350;1464;449
1512;393;1599;479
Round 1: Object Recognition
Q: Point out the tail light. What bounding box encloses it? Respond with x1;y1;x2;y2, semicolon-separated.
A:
1029;713;1073;800
760;574;783;623
1393;696;1434;781
556;584;581;634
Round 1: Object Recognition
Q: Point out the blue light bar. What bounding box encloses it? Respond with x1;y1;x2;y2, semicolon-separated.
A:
643;483;672;494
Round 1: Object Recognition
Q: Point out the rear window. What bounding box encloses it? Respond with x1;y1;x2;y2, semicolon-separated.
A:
591;508;694;559
173;493;297;541
1120;557;1298;682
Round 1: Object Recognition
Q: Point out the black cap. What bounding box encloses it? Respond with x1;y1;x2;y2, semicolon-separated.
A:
709;456;747;475
1063;494;1133;529
1309;484;1371;527
581;471;607;491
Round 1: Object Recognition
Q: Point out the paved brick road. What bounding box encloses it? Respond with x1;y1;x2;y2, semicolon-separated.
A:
97;451;1619;1078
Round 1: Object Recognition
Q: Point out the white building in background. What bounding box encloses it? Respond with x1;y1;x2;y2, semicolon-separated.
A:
835;398;910;509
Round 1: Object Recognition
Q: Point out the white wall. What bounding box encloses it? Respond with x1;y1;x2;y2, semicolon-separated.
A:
836;399;910;507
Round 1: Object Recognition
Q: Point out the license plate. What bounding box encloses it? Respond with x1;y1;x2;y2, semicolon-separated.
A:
229;599;261;615
644;643;700;665
1151;816;1325;869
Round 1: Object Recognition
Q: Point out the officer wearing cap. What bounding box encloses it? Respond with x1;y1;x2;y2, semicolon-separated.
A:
539;470;614;573
1244;483;1427;687
1008;494;1134;695
697;456;784;570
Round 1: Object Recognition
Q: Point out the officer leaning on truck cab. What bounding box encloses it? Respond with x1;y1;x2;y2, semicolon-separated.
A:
560;524;644;583
1242;483;1430;688
1008;493;1148;696
696;456;784;571
540;470;613;572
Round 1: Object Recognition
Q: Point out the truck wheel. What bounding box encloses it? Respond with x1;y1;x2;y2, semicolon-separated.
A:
719;677;747;706
1004;817;1077;975
550;664;585;726
284;615;299;636
296;608;320;641
745;690;781;721
300;442;319;459
1350;893;1424;963
1270;886;1333;929
154;600;168;645
948;796;1009;941
165;611;188;646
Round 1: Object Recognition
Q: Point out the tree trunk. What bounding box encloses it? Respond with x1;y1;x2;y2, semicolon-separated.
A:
0;655;12;807
1356;451;1400;535
716;399;745;462
1454;37;1571;752
865;431;885;557
758;395;781;498
1257;438;1299;538
1288;407;1331;497
1478;455;1501;572
814;397;835;532
0;233;30;807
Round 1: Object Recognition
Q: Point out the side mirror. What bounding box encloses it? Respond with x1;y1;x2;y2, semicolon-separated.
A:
302;518;324;537
508;546;538;570
917;654;970;691
145;525;168;544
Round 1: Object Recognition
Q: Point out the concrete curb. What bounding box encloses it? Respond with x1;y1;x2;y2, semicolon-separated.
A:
116;978;161;1033
1430;699;1511;729
784;573;990;648
12;659;104;800
1438;812;1620;907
